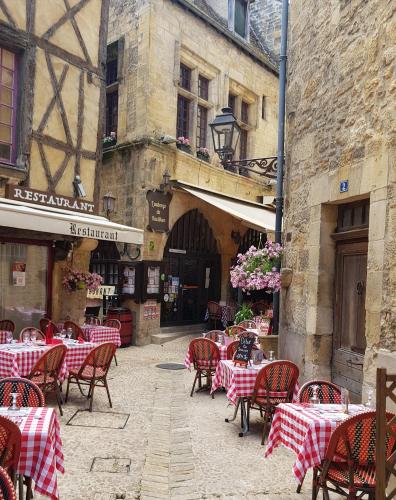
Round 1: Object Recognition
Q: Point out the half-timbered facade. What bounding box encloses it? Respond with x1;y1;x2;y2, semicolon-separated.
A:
0;1;142;332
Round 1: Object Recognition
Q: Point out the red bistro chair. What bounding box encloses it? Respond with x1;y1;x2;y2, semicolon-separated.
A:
312;411;396;500
248;360;299;445
64;320;87;341
27;344;67;415
238;320;257;329
207;302;222;329
0;321;15;334
39;318;59;337
298;380;342;404
188;338;220;399
0;416;21;484
0;378;44;408
0;466;16;500
65;342;116;412
19;327;45;342
102;318;120;366
227;325;247;338
85;316;101;326
251;301;269;316
204;330;224;342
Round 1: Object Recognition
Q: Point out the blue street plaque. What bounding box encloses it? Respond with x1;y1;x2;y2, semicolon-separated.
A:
340;180;349;193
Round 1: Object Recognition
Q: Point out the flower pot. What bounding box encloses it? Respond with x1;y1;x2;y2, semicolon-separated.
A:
197;153;210;162
177;143;192;154
103;138;116;149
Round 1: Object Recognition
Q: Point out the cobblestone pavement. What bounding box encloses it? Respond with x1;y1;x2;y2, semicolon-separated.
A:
36;335;343;500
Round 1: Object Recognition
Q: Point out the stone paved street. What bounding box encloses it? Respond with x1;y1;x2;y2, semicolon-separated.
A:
37;336;342;500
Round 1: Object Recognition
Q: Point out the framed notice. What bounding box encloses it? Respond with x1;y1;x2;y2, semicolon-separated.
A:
12;262;26;286
141;261;164;302
118;263;142;302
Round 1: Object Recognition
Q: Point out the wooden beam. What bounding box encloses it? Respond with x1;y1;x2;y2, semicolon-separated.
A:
42;0;90;39
0;0;16;28
31;131;96;160
75;70;85;176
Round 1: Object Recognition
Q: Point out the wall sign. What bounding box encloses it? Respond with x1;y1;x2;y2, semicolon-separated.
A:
87;285;116;299
12;262;26;286
146;190;172;232
340;180;349;193
6;185;96;214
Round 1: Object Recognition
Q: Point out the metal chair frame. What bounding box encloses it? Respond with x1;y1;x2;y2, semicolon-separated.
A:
19;328;45;342
0;321;15;334
204;330;224;342
188;338;220;399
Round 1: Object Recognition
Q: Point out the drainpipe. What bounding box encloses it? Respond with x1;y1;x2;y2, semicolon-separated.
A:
272;0;289;335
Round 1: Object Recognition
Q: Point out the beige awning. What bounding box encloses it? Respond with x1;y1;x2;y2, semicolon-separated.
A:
176;182;276;232
0;198;143;244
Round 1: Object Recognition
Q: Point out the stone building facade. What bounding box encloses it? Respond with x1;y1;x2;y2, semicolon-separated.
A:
0;0;142;332
99;0;280;344
280;0;395;400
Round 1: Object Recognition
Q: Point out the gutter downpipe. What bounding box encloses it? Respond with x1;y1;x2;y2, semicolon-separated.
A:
273;0;289;335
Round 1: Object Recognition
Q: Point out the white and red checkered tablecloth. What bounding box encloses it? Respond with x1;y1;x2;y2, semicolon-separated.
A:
81;325;121;347
0;342;94;382
264;403;367;484
184;342;227;369
211;360;300;405
7;406;64;499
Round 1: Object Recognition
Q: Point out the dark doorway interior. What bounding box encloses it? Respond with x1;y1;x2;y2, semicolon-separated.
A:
161;209;220;325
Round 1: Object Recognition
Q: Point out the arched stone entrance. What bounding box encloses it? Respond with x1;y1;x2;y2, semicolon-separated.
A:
160;209;221;325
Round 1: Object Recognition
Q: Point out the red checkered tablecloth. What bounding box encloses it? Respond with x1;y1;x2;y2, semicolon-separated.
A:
210;360;300;405
81;325;121;347
204;305;236;328
0;343;94;382
184;342;227;369
9;407;64;499
264;403;368;484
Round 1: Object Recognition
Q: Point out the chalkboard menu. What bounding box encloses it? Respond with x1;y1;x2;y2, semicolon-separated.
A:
234;332;256;367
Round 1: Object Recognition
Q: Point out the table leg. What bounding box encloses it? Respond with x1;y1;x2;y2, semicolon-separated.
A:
225;398;240;423
238;399;249;437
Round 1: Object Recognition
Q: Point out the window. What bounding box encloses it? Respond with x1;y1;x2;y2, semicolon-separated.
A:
198;75;209;100
180;64;191;91
234;0;248;38
106;41;118;85
105;91;118;136
177;95;190;138
0;47;17;163
241;100;249;124
261;95;267;120
228;94;236;113
239;129;248;159
196;105;208;148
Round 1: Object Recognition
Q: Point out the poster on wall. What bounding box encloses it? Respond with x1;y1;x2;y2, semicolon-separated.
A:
147;266;160;294
12;262;26;286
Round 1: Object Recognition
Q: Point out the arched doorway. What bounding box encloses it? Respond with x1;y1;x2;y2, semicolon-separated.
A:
160;209;221;325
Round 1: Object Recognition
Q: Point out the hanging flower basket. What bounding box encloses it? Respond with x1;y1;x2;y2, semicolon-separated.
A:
230;241;283;293
62;268;103;292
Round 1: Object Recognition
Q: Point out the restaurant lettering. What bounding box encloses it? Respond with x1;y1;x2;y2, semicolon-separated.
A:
5;186;96;214
146;190;172;232
69;223;118;241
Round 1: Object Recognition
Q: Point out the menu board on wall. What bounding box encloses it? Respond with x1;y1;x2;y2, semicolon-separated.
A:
122;266;136;295
147;266;160;294
12;262;26;287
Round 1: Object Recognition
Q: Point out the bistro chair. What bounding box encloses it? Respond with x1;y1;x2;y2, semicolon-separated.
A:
227;325;247;338
204;330;223;342
251;301;269;316
39;318;59;337
64;320;87;341
207;302;222;329
0;466;16;500
0;321;15;334
248;360;299;445
85;316;101;326
298;380;342;404
0;416;21;484
238;320;257;330
312;411;396;500
0;378;44;408
27;344;67;416
103;318;121;366
65;342;116;412
19;327;45;342
188;338;220;399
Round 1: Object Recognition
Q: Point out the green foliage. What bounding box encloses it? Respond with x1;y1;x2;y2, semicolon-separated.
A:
234;303;254;324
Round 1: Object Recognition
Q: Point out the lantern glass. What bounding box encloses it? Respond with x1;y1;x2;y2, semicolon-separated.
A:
209;107;241;162
103;192;116;215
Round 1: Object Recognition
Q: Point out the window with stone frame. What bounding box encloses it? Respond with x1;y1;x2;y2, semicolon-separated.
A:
198;75;209;101
228;0;249;40
239;128;248;159
105;39;123;140
0;47;17;164
228;93;237;114
196;105;208;148
180;64;192;91
241;100;249;124
176;95;190;139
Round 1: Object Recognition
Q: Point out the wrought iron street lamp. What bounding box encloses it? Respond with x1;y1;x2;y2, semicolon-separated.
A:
209;107;241;163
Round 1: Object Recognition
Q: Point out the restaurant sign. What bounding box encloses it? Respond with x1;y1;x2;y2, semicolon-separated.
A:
5;186;96;214
146;190;172;232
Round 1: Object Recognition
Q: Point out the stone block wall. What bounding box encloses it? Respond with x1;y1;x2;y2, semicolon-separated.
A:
281;0;396;393
250;0;281;58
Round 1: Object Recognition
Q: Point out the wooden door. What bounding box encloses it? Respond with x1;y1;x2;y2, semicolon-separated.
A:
332;240;368;400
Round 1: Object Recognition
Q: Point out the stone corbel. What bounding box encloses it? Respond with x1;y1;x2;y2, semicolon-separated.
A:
280;268;293;288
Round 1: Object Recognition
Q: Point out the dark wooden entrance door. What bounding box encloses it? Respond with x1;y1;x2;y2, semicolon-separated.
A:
332;240;368;400
160;209;220;326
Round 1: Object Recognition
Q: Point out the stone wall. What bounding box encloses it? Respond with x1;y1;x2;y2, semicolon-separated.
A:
281;0;396;395
250;0;282;58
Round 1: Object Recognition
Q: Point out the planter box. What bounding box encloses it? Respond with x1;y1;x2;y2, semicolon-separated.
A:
103;139;117;149
176;143;192;154
196;153;210;162
258;335;278;359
